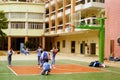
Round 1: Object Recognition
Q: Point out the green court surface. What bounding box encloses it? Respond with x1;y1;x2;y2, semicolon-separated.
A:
0;60;120;80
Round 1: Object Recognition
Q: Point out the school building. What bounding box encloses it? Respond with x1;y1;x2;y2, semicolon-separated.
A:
44;0;105;55
3;0;120;58
0;0;46;50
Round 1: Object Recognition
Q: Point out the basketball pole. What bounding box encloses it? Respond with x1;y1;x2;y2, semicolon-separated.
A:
76;18;106;63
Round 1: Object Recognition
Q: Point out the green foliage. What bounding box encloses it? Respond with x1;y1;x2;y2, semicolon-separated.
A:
0;11;8;37
25;41;31;48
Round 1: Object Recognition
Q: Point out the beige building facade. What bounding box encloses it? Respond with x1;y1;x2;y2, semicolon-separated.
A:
0;0;46;50
44;0;105;55
0;0;105;56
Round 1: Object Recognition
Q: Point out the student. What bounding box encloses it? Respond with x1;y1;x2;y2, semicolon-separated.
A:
36;45;43;65
22;47;29;55
21;47;26;55
50;46;58;68
41;59;51;75
8;48;14;66
25;47;30;55
40;48;49;68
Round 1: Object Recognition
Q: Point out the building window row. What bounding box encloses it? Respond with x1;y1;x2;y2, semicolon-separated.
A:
0;0;44;3
5;12;44;20
11;12;25;19
28;22;43;29
11;22;43;29
28;13;43;19
11;22;25;29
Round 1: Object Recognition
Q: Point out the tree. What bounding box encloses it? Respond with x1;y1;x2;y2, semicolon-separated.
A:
0;11;8;38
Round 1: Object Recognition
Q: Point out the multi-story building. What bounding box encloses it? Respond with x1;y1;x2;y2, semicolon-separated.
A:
0;0;105;56
0;0;45;50
105;0;120;59
44;0;105;55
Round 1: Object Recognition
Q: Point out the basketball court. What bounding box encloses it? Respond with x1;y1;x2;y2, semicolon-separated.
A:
9;64;103;76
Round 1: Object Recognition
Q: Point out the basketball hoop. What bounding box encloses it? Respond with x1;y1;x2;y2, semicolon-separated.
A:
69;11;81;27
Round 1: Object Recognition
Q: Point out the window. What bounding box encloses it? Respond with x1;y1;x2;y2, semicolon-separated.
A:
28;22;43;29
28;13;43;19
87;0;90;3
100;0;104;3
87;19;90;24
93;0;96;2
19;0;26;2
11;22;25;29
62;40;65;48
11;12;25;19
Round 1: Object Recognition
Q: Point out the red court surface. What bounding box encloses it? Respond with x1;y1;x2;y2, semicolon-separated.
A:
9;64;103;75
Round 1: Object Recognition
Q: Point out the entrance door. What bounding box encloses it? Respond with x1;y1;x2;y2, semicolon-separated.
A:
71;41;75;53
11;38;24;50
80;41;85;54
90;43;96;55
110;40;114;57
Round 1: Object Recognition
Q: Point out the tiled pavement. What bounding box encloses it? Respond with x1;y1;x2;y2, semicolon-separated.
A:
0;51;120;68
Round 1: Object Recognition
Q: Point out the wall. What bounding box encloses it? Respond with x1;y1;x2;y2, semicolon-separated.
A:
105;0;120;58
54;30;99;55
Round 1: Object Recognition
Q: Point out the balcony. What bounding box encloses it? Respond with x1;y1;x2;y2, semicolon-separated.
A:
65;23;72;32
83;0;105;9
44;27;55;34
80;17;99;27
51;0;55;5
75;0;105;12
75;4;83;11
45;3;49;8
57;25;63;34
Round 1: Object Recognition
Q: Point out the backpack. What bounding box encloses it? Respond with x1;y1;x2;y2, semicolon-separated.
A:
93;61;100;67
89;61;95;67
43;52;48;60
89;61;101;67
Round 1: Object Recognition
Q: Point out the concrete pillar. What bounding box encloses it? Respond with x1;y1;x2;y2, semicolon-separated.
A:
71;0;75;32
49;1;52;33
63;0;66;32
42;36;45;49
8;36;11;50
55;0;58;33
25;36;28;43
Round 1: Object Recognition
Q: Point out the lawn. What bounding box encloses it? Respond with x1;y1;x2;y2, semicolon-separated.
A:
0;59;120;80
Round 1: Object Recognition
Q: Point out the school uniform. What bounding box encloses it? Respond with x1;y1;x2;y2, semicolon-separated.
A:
51;49;58;67
8;50;14;65
37;48;42;65
40;51;49;67
41;62;51;75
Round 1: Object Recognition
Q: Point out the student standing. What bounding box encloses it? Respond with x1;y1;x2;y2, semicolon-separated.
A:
40;48;49;68
50;46;58;68
8;48;14;66
36;45;43;65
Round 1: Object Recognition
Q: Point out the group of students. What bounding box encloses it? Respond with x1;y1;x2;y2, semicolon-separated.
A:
7;45;58;75
36;45;58;75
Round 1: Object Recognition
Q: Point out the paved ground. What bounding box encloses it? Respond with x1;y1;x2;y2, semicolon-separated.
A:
0;51;120;68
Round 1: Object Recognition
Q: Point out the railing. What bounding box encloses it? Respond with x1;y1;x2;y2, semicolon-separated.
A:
80;17;99;27
0;0;45;3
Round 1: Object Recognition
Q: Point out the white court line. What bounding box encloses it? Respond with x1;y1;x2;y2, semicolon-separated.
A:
0;73;14;78
101;69;120;74
0;73;14;74
7;66;18;76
